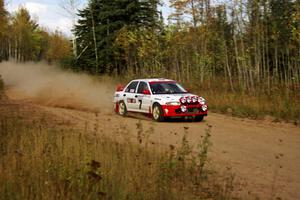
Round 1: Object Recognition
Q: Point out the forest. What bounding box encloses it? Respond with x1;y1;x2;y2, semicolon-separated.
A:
0;1;71;64
0;0;299;120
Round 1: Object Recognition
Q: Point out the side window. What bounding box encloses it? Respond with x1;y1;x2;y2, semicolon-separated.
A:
137;82;149;94
125;81;138;93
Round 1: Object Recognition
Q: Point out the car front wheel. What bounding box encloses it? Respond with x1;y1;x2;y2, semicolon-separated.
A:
152;104;164;122
118;101;127;116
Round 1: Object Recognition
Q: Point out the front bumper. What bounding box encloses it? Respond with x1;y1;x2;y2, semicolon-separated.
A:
161;104;208;117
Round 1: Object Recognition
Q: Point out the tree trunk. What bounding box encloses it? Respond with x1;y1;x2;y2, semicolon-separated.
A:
90;9;99;74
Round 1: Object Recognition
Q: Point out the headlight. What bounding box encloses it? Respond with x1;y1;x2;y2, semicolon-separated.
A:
181;105;187;112
166;101;181;106
202;105;208;111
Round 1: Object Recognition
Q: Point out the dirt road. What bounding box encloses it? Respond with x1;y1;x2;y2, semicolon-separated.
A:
1;62;299;199
4;95;299;200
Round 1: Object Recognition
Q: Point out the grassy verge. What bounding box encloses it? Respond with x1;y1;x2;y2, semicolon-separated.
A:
0;108;237;200
199;89;300;122
184;79;300;123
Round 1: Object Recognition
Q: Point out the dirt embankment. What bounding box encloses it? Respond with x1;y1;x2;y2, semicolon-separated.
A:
0;61;300;200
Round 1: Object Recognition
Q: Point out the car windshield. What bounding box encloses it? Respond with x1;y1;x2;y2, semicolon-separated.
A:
150;82;188;94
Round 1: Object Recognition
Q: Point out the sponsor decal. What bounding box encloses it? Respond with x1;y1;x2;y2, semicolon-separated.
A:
127;98;136;103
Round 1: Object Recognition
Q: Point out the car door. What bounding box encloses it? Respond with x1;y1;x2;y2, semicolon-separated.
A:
124;81;139;111
136;81;152;113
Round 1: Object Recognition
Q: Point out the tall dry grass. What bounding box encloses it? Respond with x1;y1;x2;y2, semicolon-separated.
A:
0;75;3;95
0;108;237;200
185;78;300;122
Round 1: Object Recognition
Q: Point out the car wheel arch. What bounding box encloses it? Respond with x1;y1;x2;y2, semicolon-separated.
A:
152;102;161;112
152;102;165;122
152;102;161;108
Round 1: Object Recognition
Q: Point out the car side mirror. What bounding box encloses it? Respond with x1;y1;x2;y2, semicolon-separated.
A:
143;89;151;95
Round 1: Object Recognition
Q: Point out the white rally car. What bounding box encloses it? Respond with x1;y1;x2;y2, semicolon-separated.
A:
113;78;208;122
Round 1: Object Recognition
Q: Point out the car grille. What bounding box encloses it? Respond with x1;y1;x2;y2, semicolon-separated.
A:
175;107;201;114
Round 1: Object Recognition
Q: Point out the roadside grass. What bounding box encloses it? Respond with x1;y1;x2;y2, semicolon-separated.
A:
0;75;3;96
0;108;237;200
183;79;300;123
199;89;300;121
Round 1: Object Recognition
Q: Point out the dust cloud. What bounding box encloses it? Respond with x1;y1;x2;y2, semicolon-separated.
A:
0;61;116;113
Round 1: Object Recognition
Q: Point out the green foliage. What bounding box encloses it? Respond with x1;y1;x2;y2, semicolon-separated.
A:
0;0;9;62
74;0;160;74
10;7;41;61
0;5;72;65
115;26;164;76
46;30;72;63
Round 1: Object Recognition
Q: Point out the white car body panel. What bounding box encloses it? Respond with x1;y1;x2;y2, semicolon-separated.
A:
113;78;207;117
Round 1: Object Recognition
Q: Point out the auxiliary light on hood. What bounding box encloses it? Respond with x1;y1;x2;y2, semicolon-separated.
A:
198;97;206;105
180;97;186;104
186;97;191;104
192;96;198;103
180;96;205;105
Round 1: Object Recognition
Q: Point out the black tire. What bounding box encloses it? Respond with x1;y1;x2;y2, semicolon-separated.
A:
118;101;127;116
152;104;165;122
195;115;204;122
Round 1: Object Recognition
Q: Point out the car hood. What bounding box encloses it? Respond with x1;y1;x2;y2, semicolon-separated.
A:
153;93;201;102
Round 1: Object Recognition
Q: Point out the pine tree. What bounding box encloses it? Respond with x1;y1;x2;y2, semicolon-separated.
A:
74;0;160;75
11;7;41;62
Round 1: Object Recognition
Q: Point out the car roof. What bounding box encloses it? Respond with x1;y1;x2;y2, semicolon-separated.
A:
131;78;175;83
